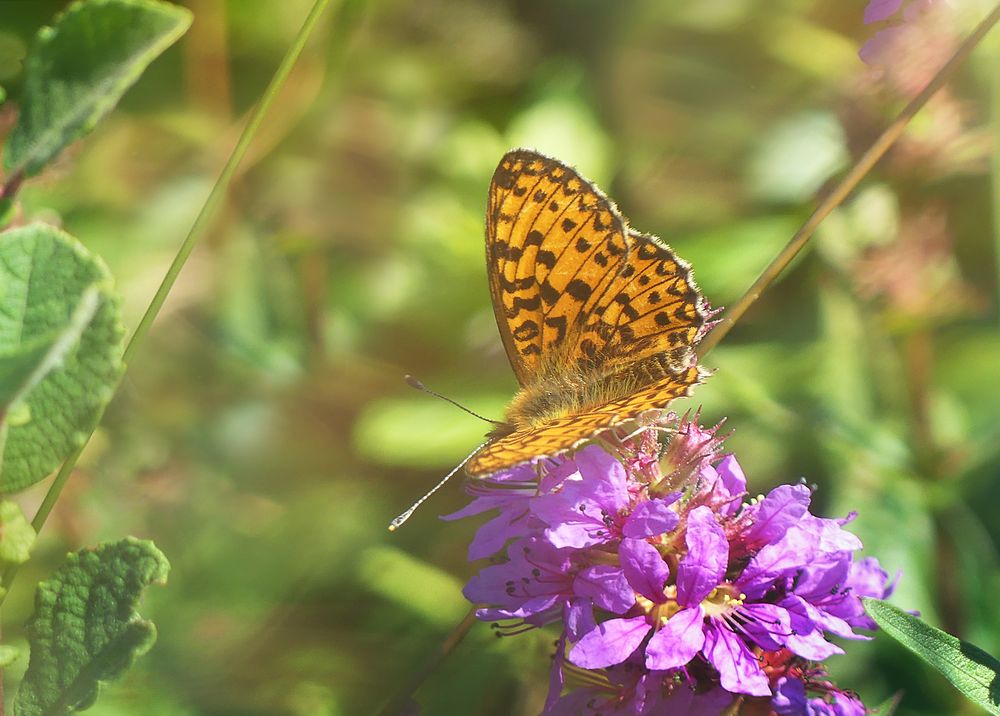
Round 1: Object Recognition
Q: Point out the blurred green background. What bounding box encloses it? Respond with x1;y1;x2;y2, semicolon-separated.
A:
2;0;999;713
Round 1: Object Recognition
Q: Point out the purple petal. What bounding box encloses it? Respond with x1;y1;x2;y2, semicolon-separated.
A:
576;445;630;510
739;602;791;652
620;538;671;602
564;598;596;641
716;454;747;496
792;554;852;603
622;496;680;538
474;594;560;622
544;634;567;713
569;616;651;669
538;454;583;493
703;624;772;696
466;508;534;560
531;456;631;548
739;528;818;598
530;486;610;549
848;556;894;599
864;0;904;23
676;506;728;606
743;484;811;548
575;565;634;614
781;594;856;654
772;676;808;714
645;606;705;670
799;514;864;553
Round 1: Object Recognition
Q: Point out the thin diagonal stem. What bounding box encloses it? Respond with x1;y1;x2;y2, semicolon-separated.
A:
376;606;481;716
992;31;1000;322
698;1;1000;357
0;0;333;603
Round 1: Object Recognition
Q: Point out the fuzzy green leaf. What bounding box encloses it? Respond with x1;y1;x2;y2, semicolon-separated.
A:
0;286;100;414
3;0;192;179
0;500;37;569
15;538;170;716
864;598;1000;715
0;224;124;492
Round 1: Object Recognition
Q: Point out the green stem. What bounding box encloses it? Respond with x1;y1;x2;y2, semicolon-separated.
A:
0;0;333;604
376;606;481;716
993;30;1000;324
698;1;1000;357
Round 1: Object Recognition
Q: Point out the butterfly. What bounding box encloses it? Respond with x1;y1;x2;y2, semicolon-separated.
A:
466;149;710;476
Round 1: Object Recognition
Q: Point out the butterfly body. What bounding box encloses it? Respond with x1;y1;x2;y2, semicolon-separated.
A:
467;150;710;477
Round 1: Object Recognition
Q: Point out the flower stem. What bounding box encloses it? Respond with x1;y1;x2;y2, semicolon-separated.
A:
697;1;1000;357
376;606;481;716
0;0;333;604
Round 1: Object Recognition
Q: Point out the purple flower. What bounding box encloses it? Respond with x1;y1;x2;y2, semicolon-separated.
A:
452;415;897;711
643;506;775;696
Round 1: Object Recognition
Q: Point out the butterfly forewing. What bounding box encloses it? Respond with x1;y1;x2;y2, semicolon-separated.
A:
486;150;631;385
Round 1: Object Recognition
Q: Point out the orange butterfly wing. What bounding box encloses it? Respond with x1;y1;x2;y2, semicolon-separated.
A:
468;150;709;476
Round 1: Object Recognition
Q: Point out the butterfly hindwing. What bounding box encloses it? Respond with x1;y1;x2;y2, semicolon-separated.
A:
466;362;704;476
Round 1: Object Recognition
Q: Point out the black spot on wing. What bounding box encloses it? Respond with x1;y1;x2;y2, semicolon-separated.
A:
509;294;541;316
539;279;560;306
537;250;557;268
525;230;545;247
512;320;539;341
566;279;593;302
637;242;659;260
543;315;567;344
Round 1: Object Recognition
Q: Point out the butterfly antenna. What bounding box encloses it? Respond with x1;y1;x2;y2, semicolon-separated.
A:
404;374;503;426
388;439;491;531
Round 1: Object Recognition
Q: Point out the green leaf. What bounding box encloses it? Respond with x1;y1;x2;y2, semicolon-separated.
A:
0;224;125;492
0;500;37;569
864;598;1000;715
2;0;192;179
0;286;100;414
15;538;170;716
